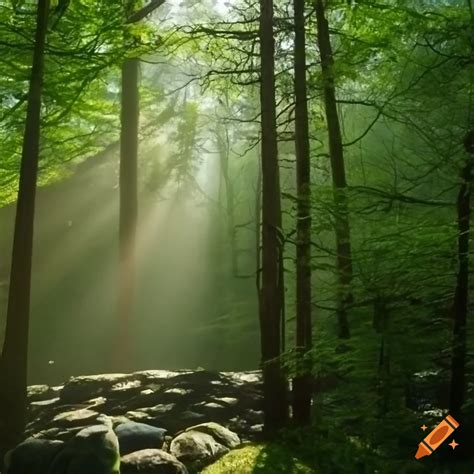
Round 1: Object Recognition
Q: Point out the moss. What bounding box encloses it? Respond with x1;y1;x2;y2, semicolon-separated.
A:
202;443;316;473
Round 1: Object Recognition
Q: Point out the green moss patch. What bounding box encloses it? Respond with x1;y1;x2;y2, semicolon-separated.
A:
202;443;316;473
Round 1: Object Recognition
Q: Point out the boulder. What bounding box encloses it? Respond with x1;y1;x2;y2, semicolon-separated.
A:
115;421;167;456
48;424;120;474
121;449;188;474
169;430;228;469
3;438;63;474
184;422;240;449
27;385;56;402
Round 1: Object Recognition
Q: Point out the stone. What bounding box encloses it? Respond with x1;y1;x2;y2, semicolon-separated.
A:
52;409;101;427
60;374;131;404
121;449;188;474
49;424;120;474
184;422;240;449
213;397;238;407
27;385;56;402
25;370;264;447
169;430;228;468
3;438;63;474
115;421;167;456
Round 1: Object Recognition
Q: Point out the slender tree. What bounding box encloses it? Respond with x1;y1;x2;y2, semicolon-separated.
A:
116;0;165;370
118;31;139;371
315;0;353;339
292;0;313;425
449;130;474;419
258;0;289;434
0;0;50;452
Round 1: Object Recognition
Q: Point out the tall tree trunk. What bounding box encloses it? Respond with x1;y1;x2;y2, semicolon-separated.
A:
116;0;166;371
315;0;353;339
217;128;237;275
256;149;262;298
449;132;473;419
292;0;313;426
0;0;49;452
258;0;289;434
117;56;139;371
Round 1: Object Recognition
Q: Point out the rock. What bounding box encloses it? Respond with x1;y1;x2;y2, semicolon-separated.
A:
53;409;100;427
121;449;188;474
249;424;263;434
48;424;120;474
3;438;63;474
29;398;60;417
228;371;261;385
115;421;167;456
184;422;240;449
213;397;238;407
60;374;131;404
26;370;264;444
170;430;228;469
27;385;56;402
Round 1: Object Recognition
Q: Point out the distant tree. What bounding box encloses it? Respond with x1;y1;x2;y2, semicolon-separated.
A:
116;0;164;370
292;0;313;426
0;0;50;452
449;130;474;419
315;0;353;339
258;0;289;434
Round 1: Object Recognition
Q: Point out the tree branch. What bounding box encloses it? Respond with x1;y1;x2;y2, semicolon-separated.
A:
126;0;165;24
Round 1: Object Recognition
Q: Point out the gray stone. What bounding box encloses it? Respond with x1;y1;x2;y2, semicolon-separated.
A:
115;421;167;456
27;385;56;402
121;449;188;474
3;438;63;474
184;422;240;449
170;430;228;468
48;424;120;474
60;374;131;404
52;408;101;427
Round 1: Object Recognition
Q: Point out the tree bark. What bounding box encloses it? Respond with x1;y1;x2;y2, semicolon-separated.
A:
449;155;472;419
292;0;313;426
117;55;139;371
217;128;237;275
0;0;49;452
315;0;353;339
258;0;289;434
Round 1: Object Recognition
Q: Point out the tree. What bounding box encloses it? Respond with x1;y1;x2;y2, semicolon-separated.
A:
449;130;474;420
258;0;289;434
0;0;50;452
116;0;165;370
315;0;353;339
292;0;313;425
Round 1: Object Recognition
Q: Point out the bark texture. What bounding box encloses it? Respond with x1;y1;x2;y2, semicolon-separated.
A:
315;0;353;339
0;0;50;452
292;0;313;426
258;0;289;434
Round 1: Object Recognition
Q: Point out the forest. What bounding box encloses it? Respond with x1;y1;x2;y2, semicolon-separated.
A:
0;0;473;472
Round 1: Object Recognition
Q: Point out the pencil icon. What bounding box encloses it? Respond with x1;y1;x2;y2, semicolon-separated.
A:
415;414;459;459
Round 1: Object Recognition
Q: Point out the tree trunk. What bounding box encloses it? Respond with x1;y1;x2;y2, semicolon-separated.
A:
0;0;49;452
449;155;472;419
315;0;353;339
292;0;313;426
217;128;237;275
117;56;139;371
258;0;289;434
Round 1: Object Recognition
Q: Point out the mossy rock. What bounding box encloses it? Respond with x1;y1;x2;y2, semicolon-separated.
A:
201;443;316;473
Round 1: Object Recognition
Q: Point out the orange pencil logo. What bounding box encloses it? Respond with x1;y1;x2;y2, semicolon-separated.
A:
415;414;460;459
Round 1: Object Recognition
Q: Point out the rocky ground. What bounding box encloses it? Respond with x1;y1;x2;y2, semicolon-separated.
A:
3;369;264;473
